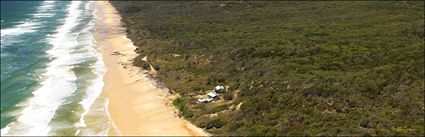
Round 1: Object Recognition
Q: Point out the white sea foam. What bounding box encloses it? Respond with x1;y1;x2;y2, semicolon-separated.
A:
0;1;56;134
74;45;106;135
1;1;56;47
74;2;108;135
0;21;40;37
37;1;55;13
72;3;113;135
1;1;111;136
1;1;83;135
30;13;55;18
75;10;106;131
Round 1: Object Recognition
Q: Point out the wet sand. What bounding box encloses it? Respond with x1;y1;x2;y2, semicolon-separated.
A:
92;1;207;136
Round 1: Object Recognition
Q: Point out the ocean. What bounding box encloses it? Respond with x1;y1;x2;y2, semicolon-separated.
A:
1;1;110;135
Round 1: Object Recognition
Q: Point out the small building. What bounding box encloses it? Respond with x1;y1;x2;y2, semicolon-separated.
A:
197;97;214;103
213;85;225;93
207;92;219;99
197;91;221;104
197;98;209;103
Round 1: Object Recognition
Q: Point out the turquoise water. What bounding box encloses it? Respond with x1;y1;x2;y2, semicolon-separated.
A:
1;1;109;135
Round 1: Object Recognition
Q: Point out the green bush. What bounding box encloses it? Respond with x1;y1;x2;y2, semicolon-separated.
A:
223;93;233;101
206;119;225;129
173;98;193;117
172;97;186;111
209;104;229;114
181;108;193;118
133;58;150;70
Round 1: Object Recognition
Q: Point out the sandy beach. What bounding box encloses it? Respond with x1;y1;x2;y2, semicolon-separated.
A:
92;1;207;136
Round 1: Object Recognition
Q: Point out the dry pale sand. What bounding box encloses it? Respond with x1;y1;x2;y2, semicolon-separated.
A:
92;1;208;136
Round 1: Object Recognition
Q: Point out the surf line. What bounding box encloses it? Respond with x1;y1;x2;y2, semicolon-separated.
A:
1;1;83;135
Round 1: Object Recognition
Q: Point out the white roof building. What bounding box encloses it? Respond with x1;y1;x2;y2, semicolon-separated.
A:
197;98;208;103
213;85;225;92
207;92;219;98
197;97;215;103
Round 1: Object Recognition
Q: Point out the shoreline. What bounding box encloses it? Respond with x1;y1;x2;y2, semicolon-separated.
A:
92;1;207;136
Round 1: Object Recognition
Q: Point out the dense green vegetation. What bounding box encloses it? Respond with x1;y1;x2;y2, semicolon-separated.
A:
110;1;424;136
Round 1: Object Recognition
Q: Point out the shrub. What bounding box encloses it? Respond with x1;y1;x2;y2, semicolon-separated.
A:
173;97;186;110
206;119;225;129
173;98;194;118
133;59;150;70
209;104;229;114
154;65;160;70
182;108;194;118
224;93;233;100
